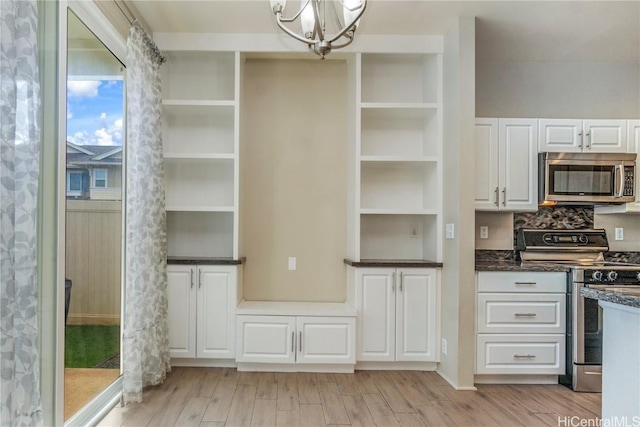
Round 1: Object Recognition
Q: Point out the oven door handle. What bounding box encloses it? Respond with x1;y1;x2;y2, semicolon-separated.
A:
614;164;624;198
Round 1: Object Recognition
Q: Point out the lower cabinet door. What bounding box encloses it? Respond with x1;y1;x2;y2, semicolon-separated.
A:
476;334;565;374
197;266;237;359
236;315;296;363
167;265;196;358
296;317;355;364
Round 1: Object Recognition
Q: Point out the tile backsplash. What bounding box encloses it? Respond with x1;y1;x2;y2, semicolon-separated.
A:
514;206;594;231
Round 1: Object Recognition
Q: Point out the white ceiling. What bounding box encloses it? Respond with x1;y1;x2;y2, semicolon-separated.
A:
128;0;640;62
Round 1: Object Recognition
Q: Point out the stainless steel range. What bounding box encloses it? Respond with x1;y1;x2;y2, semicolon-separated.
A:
517;228;640;393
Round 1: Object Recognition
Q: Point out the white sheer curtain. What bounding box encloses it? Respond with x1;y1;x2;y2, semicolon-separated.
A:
0;0;43;425
122;21;170;404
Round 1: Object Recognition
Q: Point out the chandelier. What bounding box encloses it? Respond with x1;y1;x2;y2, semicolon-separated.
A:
269;0;367;59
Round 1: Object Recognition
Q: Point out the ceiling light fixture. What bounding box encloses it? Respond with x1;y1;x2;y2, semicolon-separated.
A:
269;0;367;59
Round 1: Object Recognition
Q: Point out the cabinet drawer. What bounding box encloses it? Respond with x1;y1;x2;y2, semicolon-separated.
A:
477;272;566;293
476;334;565;375
477;293;565;334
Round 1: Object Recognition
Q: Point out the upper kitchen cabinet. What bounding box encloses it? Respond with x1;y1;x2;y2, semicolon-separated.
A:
161;51;241;259
539;119;627;153
475;118;538;211
354;53;443;262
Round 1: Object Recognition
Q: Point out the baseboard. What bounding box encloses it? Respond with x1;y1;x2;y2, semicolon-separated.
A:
237;363;354;373
436;369;478;391
356;361;438;371
474;374;559;384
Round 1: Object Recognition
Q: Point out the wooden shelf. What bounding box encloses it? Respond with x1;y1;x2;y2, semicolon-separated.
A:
360;208;438;215
360;156;438;163
165;206;235;213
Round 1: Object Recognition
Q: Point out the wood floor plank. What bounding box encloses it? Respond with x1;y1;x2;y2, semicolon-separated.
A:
373;372;416;413
199;422;226;427
341;395;375;427
220;367;240;382
429;401;483;427
414;404;451;427
300;403;327;427
226;383;257;427
361;393;401;427
394;412;426;427
191;368;222;398
173;397;209;427
481;391;557;426
251;399;277;427
201;379;237;423
238;371;260;385
297;373;321;404
353;371;380;394
384;371;432;408
276;373;300;411
276;409;301;426
334;374;359;396
317;382;350;425
256;372;278;400
314;373;336;383
148;368;204;426
436;387;509;427
405;371;449;402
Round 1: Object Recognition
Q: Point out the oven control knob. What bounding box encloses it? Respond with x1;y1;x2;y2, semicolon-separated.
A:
591;271;603;281
606;271;618;282
637;272;640;281
578;234;588;243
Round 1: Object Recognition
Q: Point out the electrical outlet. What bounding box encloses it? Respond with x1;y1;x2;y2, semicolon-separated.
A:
410;224;419;238
288;257;297;270
480;226;489;239
441;338;448;355
615;228;624;241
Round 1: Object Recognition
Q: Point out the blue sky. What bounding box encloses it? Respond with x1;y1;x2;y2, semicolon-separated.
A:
67;79;123;146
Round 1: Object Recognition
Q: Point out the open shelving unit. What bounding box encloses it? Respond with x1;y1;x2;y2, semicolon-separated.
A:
161;51;240;259
353;52;443;262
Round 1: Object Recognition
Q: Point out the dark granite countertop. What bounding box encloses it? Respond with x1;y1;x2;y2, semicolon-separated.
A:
581;287;640;309
475;260;571;273
167;257;245;265
344;259;443;268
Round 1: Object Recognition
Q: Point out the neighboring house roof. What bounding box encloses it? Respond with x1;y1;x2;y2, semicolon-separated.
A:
66;142;123;167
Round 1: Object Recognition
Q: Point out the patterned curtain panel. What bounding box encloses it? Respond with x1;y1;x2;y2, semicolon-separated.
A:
0;0;43;425
122;22;170;404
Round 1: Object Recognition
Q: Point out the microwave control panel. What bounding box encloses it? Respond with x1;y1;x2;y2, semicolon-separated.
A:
624;167;635;197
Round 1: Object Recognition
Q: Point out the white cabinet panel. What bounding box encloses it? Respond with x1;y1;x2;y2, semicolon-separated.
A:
477;293;566;334
539;119;627;153
356;267;439;363
476;334;565;375
236;315;296;363
297;317;356;364
168;265;196;358
477;272;566;293
168;264;237;362
197;266;237;358
475;118;537;211
357;269;395;361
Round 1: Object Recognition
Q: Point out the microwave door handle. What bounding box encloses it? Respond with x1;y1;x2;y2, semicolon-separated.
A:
614;164;624;198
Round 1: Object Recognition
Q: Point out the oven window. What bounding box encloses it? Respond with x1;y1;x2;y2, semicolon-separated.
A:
583;297;603;364
549;165;613;195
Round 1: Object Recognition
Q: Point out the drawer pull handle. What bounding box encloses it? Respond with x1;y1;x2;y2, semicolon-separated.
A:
514;354;536;359
291;331;295;353
514;313;537;317
514;282;537;286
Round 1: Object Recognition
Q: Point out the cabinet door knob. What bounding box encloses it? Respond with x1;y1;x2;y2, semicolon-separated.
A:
494;187;499;206
578;131;583;148
585;131;591;149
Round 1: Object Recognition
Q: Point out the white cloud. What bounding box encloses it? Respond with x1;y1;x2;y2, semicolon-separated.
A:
94;118;123;146
67;110;73;119
100;112;107;120
68;131;90;145
67;81;101;98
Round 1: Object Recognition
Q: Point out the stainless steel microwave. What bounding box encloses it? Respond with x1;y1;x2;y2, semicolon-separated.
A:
539;152;636;204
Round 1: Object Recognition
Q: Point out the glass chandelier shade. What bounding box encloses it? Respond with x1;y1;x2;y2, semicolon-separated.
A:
269;0;367;59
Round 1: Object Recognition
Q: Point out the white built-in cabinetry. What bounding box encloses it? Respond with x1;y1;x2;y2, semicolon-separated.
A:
235;302;356;370
350;267;439;364
538;119;628;153
474;118;538;211
167;264;238;362
161;51;240;259
475;272;566;379
355;53;442;262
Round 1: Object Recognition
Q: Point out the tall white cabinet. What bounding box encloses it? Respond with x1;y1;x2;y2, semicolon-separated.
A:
353;53;442;262
161;51;240;259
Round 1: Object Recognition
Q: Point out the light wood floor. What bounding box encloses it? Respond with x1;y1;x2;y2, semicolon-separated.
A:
98;367;602;427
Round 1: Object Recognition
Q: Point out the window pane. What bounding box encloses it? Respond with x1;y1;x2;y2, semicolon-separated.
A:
69;173;82;191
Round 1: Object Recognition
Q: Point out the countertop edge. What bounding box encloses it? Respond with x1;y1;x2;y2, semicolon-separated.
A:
344;259;443;268
581;287;640;309
475;262;571;273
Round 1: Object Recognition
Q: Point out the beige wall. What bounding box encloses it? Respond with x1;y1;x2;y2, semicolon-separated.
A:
595;214;640;252
439;17;477;389
476;60;640;118
475;212;514;250
240;58;348;302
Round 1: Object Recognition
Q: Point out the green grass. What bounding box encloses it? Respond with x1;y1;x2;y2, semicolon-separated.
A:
65;325;120;368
